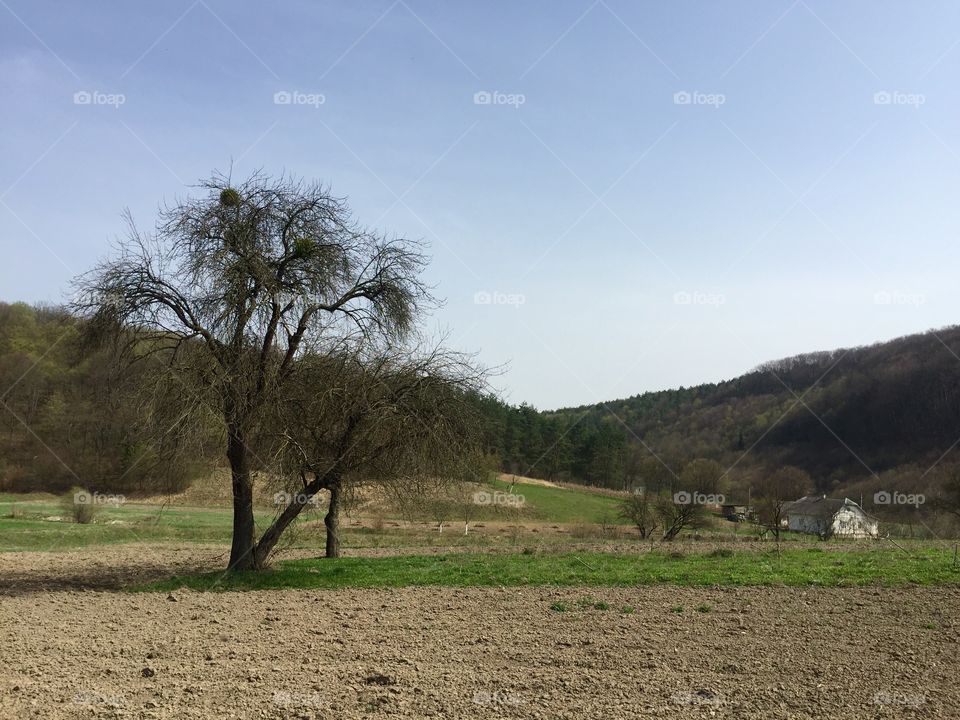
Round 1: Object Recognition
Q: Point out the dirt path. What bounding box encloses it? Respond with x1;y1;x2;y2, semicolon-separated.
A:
2;547;959;719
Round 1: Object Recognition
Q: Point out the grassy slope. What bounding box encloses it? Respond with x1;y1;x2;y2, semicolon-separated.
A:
141;547;960;592
489;478;627;524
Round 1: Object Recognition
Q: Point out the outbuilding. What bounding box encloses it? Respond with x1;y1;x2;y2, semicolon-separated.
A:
782;495;878;539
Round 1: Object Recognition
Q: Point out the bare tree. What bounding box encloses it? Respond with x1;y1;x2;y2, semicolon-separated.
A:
74;171;431;570
932;469;960;523
755;466;811;542
261;342;486;561
658;496;707;541
619;489;659;538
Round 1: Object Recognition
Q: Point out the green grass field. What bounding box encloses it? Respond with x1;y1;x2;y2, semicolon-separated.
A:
0;495;307;551
489;478;627;523
0;478;628;552
140;547;960;592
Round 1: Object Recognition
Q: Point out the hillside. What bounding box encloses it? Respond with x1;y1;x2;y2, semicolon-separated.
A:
485;326;960;502
4;300;960;510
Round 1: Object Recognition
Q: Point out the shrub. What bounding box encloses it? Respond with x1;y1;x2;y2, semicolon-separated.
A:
62;486;99;524
569;523;601;539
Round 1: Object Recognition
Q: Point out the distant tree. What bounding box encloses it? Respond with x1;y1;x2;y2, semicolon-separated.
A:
679;458;724;496
754;466;811;541
932;469;960;523
75;171;432;570
637;455;677;496
658;495;708;541
619;489;659;538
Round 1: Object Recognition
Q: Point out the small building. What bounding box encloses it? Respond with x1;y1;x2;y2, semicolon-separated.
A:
783;495;878;539
720;504;753;522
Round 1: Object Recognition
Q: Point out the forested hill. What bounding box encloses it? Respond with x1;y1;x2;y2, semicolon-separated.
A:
4;300;960;503
481;326;960;498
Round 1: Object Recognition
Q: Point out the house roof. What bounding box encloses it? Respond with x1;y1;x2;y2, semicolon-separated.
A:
783;495;860;519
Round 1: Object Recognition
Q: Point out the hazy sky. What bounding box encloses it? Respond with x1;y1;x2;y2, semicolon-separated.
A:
2;1;959;409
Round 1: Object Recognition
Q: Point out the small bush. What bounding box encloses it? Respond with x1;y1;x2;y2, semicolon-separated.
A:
62;486;99;524
621;605;635;614
670;605;684;614
696;603;712;613
593;601;610;611
550;601;568;612
569;523;602;539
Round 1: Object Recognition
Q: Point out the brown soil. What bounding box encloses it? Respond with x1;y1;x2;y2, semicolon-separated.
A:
2;545;959;719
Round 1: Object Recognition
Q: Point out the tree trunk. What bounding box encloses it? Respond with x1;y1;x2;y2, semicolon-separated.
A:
325;481;342;558
254;472;327;566
227;422;256;571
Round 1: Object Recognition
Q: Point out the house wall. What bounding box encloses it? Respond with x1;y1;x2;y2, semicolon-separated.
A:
787;507;878;538
830;507;878;539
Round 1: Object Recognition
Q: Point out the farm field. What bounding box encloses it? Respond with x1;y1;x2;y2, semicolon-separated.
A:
3;482;960;719
2;544;959;719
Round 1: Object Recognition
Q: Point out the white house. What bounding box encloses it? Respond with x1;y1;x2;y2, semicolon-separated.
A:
782;495;878;539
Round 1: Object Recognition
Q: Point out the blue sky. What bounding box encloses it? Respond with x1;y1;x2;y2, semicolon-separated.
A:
2;0;959;409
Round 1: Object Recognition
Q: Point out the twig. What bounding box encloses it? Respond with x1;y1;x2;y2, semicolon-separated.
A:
573;555;596;572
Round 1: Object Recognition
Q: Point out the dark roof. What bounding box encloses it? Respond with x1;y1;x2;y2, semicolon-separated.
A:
783;495;860;519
